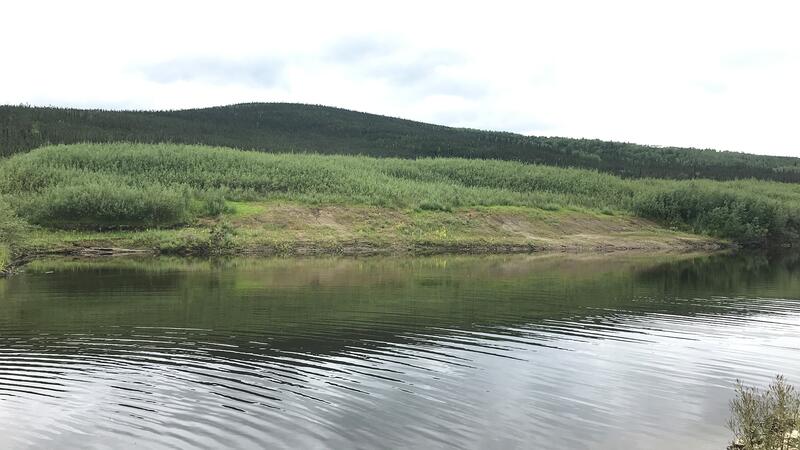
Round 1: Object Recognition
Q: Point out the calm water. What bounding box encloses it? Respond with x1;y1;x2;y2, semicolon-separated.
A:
1;252;799;449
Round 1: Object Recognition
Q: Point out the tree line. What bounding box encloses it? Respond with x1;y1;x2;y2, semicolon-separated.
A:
2;103;799;183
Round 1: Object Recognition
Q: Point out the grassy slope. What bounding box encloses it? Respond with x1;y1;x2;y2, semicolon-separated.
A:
7;142;800;259
15;201;718;258
3;143;799;243
3;103;800;182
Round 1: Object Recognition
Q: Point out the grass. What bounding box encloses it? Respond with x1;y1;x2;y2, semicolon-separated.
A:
227;201;267;217
1;142;799;254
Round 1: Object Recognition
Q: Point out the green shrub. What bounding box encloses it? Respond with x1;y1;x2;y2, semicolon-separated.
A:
15;180;191;229
728;375;800;450
208;220;237;254
0;196;25;244
632;185;796;244
418;200;453;212
0;244;10;273
157;222;237;256
195;188;231;216
0;197;22;273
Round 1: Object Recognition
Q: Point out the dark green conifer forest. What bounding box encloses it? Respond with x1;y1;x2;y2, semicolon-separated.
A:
2;103;799;183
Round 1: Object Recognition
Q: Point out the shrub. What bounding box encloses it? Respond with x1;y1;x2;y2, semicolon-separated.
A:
208;220;237;254
0;196;25;244
198;189;230;216
728;375;800;450
632;186;795;244
418;200;453;212
157;222;237;256
0;197;24;273
15;180;191;229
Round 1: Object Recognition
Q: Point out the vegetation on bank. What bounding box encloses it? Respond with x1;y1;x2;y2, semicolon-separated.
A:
0;245;9;273
0;196;24;272
16;202;717;259
729;376;800;450
3;103;800;183
0;143;798;249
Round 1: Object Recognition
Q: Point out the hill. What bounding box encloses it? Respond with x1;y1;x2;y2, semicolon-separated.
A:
2;103;799;182
2;142;799;244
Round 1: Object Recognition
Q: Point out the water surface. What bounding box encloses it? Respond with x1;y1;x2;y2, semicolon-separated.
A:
1;252;799;449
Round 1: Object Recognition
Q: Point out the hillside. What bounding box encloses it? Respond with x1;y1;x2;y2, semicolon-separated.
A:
0;142;748;271
1;142;800;267
2;103;800;182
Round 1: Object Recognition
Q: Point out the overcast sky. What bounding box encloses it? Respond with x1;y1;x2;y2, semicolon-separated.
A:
2;0;799;156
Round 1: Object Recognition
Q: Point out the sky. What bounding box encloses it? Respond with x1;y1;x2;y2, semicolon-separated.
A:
2;0;799;156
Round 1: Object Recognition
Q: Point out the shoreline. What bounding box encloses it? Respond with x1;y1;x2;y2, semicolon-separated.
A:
3;202;737;276
2;237;734;277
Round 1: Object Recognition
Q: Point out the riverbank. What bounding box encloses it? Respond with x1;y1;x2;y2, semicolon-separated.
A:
3;143;800;244
2;201;729;275
5;141;797;275
0;244;11;275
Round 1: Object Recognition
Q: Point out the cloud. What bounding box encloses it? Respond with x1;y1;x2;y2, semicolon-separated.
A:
325;36;400;63
374;57;487;99
370;50;463;83
429;108;554;134
139;58;286;88
2;0;799;156
325;36;485;99
137;37;486;101
415;77;487;99
721;50;791;69
693;80;728;95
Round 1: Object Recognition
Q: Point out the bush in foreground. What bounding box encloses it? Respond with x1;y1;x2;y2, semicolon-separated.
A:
728;375;800;450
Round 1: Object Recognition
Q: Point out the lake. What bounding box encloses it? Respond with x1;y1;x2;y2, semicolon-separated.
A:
1;251;799;449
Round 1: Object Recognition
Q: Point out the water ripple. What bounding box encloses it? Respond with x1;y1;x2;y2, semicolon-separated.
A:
1;253;799;449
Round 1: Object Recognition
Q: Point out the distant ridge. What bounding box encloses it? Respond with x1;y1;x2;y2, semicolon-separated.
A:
1;102;798;182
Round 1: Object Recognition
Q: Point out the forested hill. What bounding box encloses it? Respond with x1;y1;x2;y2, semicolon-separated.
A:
2;103;799;182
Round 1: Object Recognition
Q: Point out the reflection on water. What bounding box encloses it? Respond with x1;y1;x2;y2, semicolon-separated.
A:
0;252;799;449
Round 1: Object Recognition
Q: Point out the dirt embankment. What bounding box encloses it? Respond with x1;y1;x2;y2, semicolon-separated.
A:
225;204;730;256
3;204;732;274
